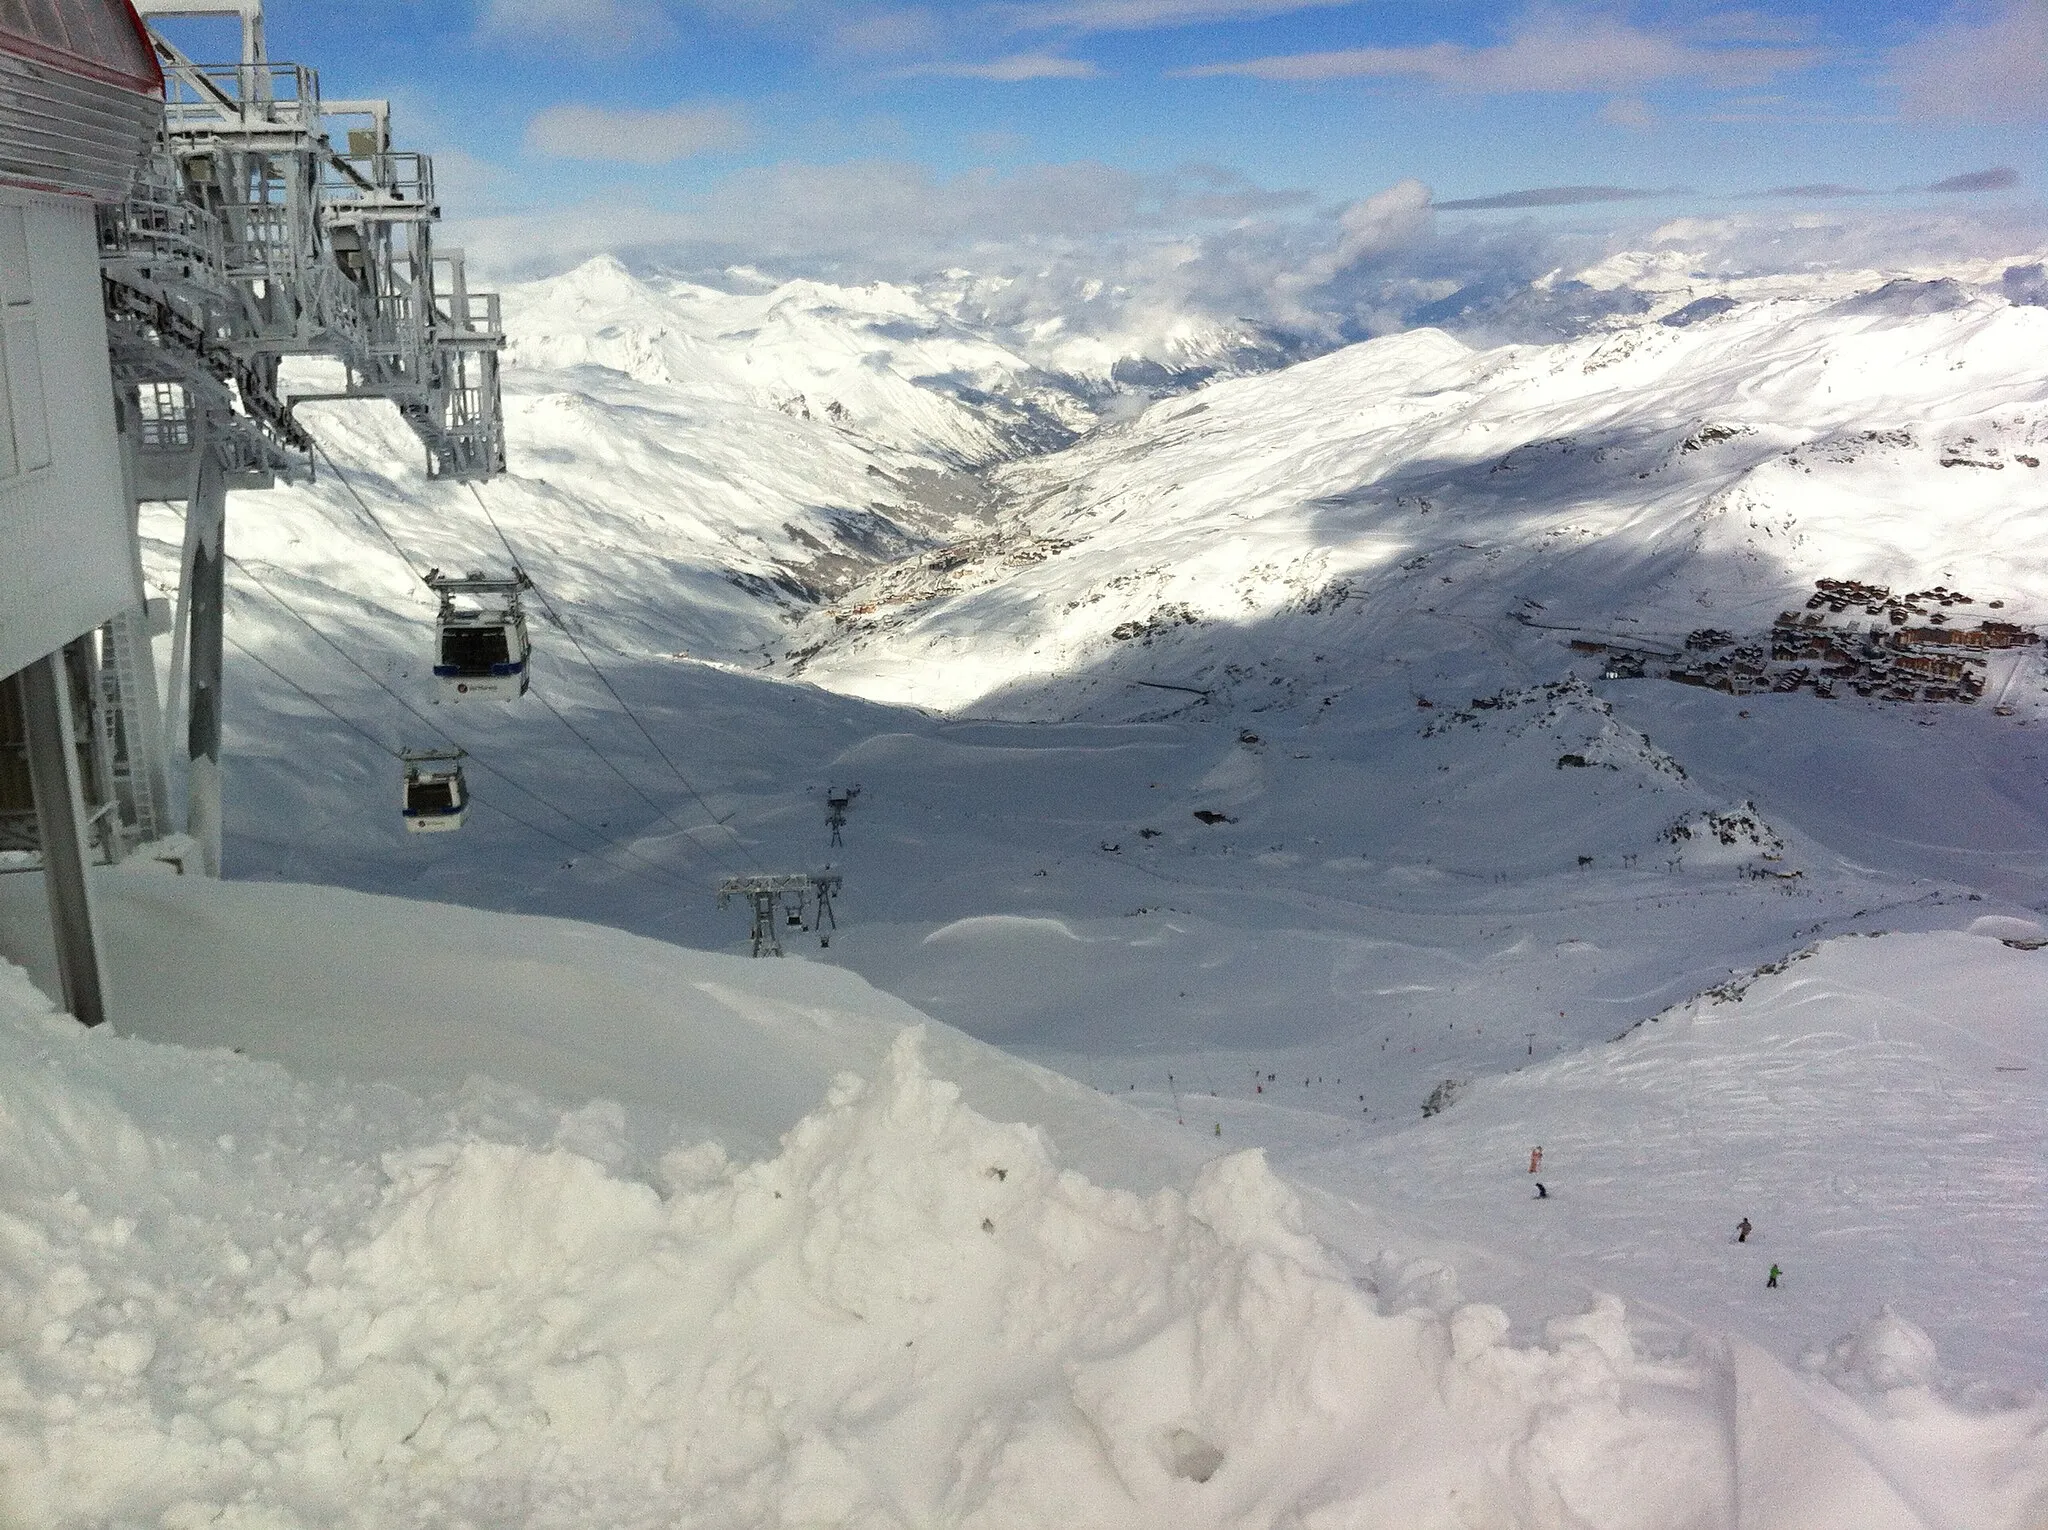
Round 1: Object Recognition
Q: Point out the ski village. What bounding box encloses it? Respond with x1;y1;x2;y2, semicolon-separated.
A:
0;2;2045;1527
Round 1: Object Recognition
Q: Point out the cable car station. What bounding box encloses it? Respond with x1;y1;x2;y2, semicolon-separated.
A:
2;0;848;1008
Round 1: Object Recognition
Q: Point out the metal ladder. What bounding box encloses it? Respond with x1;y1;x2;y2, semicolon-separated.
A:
97;607;167;851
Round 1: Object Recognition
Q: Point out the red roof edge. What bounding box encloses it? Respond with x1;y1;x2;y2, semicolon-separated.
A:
121;0;168;95
0;3;164;99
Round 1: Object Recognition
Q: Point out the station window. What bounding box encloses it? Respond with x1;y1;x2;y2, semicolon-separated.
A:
0;205;50;482
0;206;26;306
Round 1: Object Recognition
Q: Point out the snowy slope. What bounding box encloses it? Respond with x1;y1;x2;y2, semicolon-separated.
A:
785;288;2048;712
1296;927;2048;1384
466;257;1298;618
3;880;2043;1529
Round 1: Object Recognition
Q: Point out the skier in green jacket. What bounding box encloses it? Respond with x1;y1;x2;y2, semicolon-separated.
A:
1767;1264;1781;1288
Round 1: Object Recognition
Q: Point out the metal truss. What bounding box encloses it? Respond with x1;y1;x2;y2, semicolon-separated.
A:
719;873;844;957
86;1;510;875
103;3;506;484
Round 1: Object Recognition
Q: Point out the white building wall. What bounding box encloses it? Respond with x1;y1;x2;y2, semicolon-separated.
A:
0;187;137;681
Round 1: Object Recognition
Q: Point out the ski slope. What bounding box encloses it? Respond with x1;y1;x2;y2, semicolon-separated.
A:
1;875;2043;1529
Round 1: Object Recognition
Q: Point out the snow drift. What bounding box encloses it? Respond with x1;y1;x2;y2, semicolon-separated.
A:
1;896;2044;1527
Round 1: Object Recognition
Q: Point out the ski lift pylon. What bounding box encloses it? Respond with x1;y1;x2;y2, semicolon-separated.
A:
426;567;533;698
719;871;843;956
401;747;469;832
825;783;860;847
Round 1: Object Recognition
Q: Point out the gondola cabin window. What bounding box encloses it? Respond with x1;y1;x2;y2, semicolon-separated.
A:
407;778;456;814
440;618;512;674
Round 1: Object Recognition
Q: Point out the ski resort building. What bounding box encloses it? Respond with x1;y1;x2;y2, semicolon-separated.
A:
0;0;165;1027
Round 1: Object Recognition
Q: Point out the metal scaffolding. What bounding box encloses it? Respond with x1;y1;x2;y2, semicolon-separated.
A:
104;4;505;484
825;784;859;847
88;0;508;875
718;873;843;957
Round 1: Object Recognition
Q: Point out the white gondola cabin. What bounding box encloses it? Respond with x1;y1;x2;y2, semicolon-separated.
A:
426;568;532;697
401;748;468;832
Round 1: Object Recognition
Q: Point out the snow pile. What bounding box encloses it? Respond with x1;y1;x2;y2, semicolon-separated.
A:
10;936;2037;1528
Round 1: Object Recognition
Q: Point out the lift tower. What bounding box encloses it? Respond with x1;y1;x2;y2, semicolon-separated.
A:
97;0;507;874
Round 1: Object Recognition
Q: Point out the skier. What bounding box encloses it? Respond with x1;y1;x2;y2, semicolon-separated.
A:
1766;1264;1781;1289
1534;1182;1548;1199
1736;1217;1752;1243
1529;1146;1543;1174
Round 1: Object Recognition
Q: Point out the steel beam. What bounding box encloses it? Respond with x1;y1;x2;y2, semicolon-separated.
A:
184;452;226;876
15;654;110;1028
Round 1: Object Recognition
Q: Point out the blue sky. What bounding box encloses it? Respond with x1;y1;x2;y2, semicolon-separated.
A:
160;2;2044;275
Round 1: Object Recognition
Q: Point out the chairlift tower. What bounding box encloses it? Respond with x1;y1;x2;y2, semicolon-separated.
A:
719;872;843;957
87;0;508;875
824;784;859;847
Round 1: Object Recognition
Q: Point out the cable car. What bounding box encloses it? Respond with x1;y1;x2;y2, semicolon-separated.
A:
425;568;532;698
401;748;469;832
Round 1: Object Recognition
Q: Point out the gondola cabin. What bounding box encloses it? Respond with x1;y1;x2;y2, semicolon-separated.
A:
426;568;531;698
401;748;468;832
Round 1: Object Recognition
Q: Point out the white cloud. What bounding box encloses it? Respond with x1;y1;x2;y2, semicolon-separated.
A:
828;7;944;54
1177;11;1818;90
1434;184;1665;210
444;160;2048;364
452;158;1309;275
1600;95;1655;128
1924;166;2020;193
1890;1;2048;122
476;0;671;51
1682;9;1816;45
1004;0;1361;31
897;52;1101;79
525;102;750;165
1266;177;1432;319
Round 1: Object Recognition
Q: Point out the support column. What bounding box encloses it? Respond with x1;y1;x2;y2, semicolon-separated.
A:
114;393;175;846
107;604;173;843
66;636;119;863
184;453;225;876
16;653;109;1028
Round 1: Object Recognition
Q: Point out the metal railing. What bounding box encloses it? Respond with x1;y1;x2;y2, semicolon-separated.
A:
161;60;319;135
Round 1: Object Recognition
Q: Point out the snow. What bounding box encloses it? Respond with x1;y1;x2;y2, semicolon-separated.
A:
785;292;2048;712
7;252;2048;1522
1297;930;2048;1384
3;880;2043;1528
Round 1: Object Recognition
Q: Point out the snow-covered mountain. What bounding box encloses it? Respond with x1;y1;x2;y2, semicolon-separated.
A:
8;245;2047;1524
465;256;1300;620
782;279;2048;713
